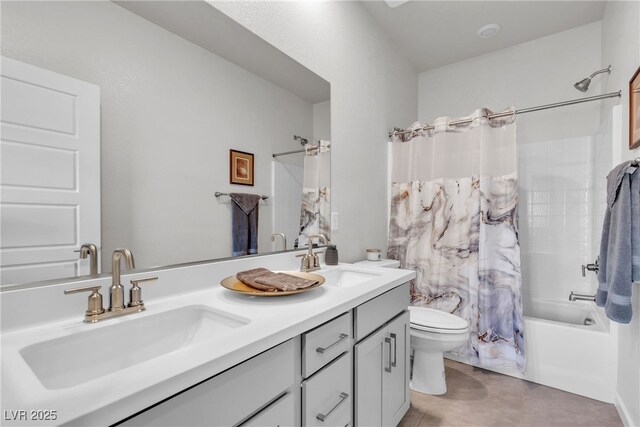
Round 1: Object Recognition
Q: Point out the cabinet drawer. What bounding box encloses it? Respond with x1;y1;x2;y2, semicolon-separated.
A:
354;282;409;341
242;392;295;427
120;339;295;426
302;311;351;377
302;353;351;427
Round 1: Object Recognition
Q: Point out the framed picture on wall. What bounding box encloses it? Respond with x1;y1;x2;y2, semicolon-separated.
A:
630;65;640;150
230;149;254;186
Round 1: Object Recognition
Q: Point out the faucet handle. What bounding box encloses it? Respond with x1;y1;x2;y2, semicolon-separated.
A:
300;255;312;271
64;285;105;320
128;277;158;308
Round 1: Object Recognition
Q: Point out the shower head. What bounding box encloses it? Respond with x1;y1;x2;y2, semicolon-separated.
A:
573;65;611;92
573;77;592;92
293;135;309;146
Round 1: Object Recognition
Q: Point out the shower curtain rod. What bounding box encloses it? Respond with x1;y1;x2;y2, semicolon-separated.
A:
272;148;311;158
272;143;330;158
388;90;622;138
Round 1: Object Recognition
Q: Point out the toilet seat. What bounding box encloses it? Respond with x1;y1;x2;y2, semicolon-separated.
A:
409;306;469;334
411;323;469;334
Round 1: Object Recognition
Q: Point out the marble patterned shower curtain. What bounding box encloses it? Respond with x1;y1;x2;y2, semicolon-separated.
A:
388;109;525;371
298;141;331;247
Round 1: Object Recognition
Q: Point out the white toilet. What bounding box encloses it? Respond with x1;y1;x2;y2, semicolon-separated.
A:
409;306;469;395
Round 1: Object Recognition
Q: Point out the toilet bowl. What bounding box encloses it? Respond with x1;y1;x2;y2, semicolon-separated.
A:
409;306;469;395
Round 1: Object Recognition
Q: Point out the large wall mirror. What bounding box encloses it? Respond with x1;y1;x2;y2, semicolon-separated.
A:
0;1;331;288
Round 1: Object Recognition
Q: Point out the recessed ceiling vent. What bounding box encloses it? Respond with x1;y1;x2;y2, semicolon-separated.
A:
476;24;502;39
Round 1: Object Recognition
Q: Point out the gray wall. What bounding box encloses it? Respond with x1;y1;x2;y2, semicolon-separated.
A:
418;22;603;142
214;1;419;262
1;1;314;271
313;100;331;143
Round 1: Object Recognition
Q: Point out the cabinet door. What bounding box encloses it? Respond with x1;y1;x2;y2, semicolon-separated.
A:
119;340;295;426
382;311;410;427
242;393;295;427
353;327;385;427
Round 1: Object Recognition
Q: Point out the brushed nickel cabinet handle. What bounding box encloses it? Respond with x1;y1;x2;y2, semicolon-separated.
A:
316;392;349;422
316;333;348;354
385;337;392;372
390;333;397;368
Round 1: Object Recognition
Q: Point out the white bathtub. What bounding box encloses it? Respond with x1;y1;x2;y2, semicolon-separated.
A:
447;298;616;403
524;298;606;330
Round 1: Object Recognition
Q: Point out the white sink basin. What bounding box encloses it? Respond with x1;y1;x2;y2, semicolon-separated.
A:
321;268;382;287
20;305;249;390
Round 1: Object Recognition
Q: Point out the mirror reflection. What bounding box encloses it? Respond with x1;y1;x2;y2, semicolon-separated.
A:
0;1;330;287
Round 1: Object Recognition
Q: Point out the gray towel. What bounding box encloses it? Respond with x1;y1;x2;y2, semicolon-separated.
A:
255;273;318;291
236;267;277;292
236;268;318;292
229;193;260;257
596;161;639;323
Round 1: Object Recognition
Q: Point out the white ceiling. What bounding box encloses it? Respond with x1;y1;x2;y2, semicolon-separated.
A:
114;1;330;104
361;1;607;72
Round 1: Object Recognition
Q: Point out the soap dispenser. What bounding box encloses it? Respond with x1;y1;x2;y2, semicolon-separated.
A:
325;245;339;265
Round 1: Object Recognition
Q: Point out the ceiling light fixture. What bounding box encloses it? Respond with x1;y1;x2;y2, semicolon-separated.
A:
476;24;502;39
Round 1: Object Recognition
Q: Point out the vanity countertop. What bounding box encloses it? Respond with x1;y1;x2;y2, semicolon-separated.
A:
1;262;414;426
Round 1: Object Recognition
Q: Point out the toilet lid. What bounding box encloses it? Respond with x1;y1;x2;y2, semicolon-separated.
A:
409;306;468;331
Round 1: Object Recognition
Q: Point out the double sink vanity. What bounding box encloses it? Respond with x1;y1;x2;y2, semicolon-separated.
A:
1;250;415;426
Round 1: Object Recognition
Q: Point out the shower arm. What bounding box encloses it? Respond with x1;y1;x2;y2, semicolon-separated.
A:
589;65;611;79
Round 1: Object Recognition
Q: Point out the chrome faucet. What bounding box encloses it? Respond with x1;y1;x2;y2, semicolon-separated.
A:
110;248;135;311
77;243;98;275
272;233;287;251
569;292;596;302
300;234;327;272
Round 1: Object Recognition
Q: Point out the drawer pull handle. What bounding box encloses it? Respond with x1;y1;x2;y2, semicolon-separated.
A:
390;333;397;367
385;337;392;372
316;392;349;422
316;333;348;354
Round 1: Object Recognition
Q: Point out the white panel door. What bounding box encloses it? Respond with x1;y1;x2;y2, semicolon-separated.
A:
0;56;100;286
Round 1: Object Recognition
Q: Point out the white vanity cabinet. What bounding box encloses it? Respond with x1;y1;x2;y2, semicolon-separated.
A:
354;284;410;427
118;339;297;427
116;283;410;427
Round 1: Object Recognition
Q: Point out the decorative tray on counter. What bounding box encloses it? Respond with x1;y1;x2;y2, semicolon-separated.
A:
220;271;325;296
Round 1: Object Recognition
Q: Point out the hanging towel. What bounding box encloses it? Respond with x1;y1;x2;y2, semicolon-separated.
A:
596;161;639;323
229;193;260;256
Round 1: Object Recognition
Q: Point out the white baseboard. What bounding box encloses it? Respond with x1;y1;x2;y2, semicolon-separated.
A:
615;392;637;427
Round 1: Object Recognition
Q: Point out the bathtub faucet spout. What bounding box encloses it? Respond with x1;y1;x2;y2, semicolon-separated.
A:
569;292;596;302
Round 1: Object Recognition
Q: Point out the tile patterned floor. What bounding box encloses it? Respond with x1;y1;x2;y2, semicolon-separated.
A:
398;360;622;427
